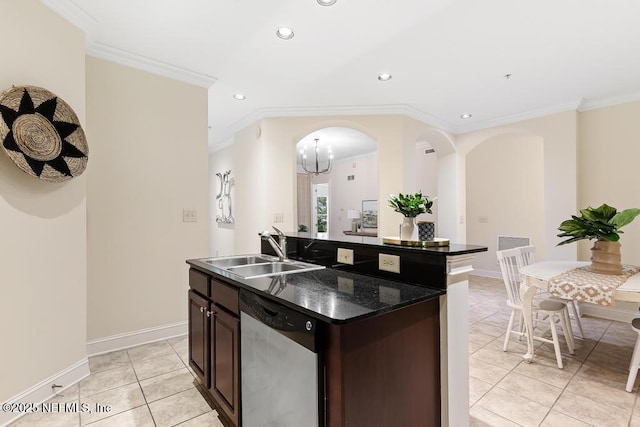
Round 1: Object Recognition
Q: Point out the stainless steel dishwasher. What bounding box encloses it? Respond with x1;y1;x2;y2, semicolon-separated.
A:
240;290;323;427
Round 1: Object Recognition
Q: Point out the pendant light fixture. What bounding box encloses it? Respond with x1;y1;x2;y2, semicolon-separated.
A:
300;138;333;175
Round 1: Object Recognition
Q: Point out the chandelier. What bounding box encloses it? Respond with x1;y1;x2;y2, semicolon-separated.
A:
300;138;333;175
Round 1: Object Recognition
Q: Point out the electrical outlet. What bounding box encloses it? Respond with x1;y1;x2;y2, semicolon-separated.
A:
274;212;284;223
379;253;400;274
478;216;488;223
183;209;197;222
337;248;354;265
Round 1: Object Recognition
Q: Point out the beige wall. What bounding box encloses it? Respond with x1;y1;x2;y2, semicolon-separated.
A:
458;111;578;261
578;101;640;264
222;114;449;253
0;0;87;403
466;134;545;273
86;57;209;340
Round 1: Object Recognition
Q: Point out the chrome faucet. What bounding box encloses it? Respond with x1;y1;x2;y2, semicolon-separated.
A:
260;226;287;261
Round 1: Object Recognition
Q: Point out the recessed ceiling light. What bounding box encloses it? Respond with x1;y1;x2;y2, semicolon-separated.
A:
317;0;337;5
377;73;392;81
276;27;295;40
233;94;246;100
460;113;472;119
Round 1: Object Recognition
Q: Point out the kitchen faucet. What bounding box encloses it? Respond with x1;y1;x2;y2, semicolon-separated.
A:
260;226;287;261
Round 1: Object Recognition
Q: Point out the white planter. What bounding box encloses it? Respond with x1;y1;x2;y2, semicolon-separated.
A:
400;216;417;240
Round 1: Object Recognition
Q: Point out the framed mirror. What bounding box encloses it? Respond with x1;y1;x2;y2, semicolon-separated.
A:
362;200;378;229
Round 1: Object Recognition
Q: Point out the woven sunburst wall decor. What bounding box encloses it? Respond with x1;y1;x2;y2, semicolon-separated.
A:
0;85;88;182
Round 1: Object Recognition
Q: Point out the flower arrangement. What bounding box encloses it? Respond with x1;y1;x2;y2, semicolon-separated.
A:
388;192;434;218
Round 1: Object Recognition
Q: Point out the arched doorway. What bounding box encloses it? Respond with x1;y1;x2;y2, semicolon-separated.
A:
295;126;377;240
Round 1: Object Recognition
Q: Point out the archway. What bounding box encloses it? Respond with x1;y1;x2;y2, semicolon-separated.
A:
295;126;377;240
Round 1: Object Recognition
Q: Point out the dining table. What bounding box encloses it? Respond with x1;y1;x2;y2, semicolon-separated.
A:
519;260;640;364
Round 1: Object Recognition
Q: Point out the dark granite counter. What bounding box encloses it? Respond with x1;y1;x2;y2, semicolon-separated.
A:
187;258;445;324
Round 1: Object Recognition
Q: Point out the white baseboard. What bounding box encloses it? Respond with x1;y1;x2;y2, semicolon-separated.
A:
1;358;90;427
470;269;502;279
87;321;188;357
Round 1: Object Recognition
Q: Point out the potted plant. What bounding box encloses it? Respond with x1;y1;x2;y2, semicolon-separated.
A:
557;203;640;274
388;192;434;240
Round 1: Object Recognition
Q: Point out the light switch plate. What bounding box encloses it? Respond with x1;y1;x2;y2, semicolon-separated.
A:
379;253;400;274
274;212;284;223
183;209;197;222
337;248;354;265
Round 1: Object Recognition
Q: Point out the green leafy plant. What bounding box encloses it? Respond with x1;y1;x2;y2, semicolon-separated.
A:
388;192;434;218
557;203;640;246
298;224;308;232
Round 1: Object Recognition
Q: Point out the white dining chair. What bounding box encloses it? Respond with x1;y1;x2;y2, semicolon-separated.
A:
626;318;640;392
497;248;575;369
516;245;585;339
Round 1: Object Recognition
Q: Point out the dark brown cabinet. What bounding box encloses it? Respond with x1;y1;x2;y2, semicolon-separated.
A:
188;269;240;427
210;306;240;426
188;290;208;383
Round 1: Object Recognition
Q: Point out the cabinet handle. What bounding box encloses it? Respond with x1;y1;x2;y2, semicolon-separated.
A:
200;306;205;313
207;310;213;318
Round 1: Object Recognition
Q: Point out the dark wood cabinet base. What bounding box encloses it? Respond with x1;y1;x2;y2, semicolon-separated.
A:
324;298;441;427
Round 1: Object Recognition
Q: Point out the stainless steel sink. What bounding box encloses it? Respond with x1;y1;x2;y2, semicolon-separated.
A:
204;255;274;268
203;254;324;279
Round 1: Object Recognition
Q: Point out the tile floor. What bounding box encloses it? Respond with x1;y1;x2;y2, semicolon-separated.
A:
10;274;640;426
469;274;640;427
10;337;223;426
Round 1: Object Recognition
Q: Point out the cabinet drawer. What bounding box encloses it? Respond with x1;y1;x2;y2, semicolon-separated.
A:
212;279;239;315
189;269;210;297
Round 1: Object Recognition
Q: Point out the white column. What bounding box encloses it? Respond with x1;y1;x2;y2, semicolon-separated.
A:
440;253;476;427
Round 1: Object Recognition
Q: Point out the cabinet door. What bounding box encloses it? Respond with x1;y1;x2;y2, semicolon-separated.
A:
210;306;240;426
188;290;209;386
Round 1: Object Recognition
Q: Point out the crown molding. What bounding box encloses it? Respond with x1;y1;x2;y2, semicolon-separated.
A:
454;100;583;134
87;43;217;88
578;91;640;112
210;104;456;148
39;0;97;44
40;1;217;88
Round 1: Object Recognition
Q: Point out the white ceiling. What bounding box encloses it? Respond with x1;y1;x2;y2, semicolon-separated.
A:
296;127;376;163
44;0;640;151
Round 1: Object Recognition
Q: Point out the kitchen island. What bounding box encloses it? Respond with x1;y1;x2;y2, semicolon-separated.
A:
187;234;486;427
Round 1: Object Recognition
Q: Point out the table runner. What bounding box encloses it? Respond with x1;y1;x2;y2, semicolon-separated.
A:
548;264;640;306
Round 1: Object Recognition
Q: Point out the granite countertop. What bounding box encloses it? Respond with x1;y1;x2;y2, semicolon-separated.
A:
187;258;445;324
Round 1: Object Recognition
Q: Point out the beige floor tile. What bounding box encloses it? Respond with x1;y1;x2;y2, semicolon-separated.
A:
470;346;525;371
139;368;197;402
127;341;175;361
575;363;632;391
469;330;500;346
476;387;550;427
469;339;486;355
471;321;510;338
174;410;225;426
9;409;79;427
469;358;511;386
131;352;186;381
470;406;521;427
565;374;636;411
630;398;640;427
84;405;154;426
496;371;563;408
469;377;493;406
79;383;146;425
513;359;576;389
553;390;631;427
79;365;138;398
148;387;212;427
540;410;591;427
88;350;131;374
